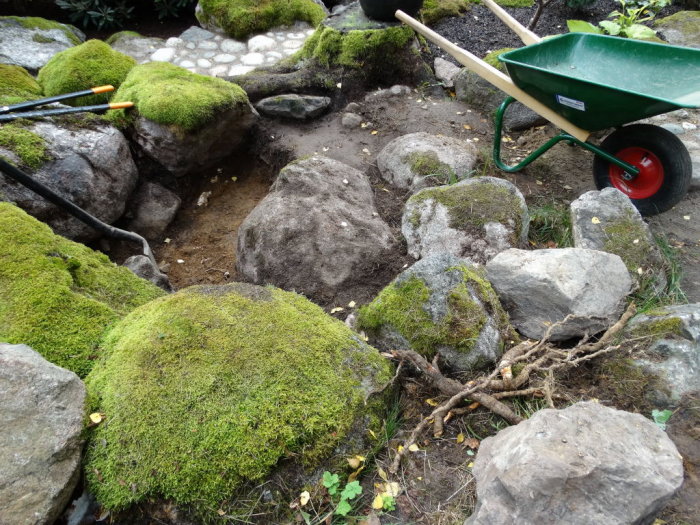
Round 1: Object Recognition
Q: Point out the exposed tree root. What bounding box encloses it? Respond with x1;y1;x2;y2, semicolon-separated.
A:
388;303;636;474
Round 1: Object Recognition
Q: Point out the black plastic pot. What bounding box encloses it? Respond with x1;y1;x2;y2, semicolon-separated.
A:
359;0;424;21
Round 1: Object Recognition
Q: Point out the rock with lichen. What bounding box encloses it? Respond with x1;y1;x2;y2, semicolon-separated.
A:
0;203;165;377
570;187;666;290
37;39;136;107
403;177;529;263
0;115;139;241
108;62;257;177
377;132;478;190
654;11;700;48
357;252;517;373
83;282;393;519
0;16;84;74
236;155;396;304
195;0;327;39
486;248;633;341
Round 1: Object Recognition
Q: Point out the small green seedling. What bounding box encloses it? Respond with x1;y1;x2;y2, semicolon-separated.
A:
322;471;363;517
651;409;673;430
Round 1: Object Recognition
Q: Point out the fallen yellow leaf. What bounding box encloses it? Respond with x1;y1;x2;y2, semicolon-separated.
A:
217;509;226;516
377;467;388;481
397;445;404;453
372;494;384;510
425;398;439;406
591;217;601;224
300;491;310;506
371;130;378;135
408;444;420;452
456;432;465;444
384;482;401;497
89;412;105;424
348;457;361;469
348;466;364;482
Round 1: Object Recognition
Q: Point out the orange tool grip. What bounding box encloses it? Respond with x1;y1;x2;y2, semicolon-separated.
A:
92;85;115;94
109;102;134;109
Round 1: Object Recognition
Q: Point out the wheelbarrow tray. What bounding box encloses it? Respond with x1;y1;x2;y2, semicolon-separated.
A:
498;33;700;131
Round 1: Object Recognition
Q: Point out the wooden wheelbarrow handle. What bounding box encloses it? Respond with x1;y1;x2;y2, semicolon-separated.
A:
394;10;590;142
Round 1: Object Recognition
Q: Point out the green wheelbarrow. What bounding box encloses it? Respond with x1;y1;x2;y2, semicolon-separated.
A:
397;0;700;216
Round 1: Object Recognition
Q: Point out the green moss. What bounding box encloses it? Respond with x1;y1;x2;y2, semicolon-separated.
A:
105;30;142;45
483;47;514;72
37;40;135;107
32;33;55;43
654;10;700;33
197;0;326;40
494;0;534;7
602;215;654;272
0;123;49;170
405;151;456;184
0;16;81;45
597;356;665;409
629;315;684;340
108;62;249;132
420;0;473;25
84;283;392;512
409;180;524;241
0;204;164;377
299;25;415;68
357;264;513;360
0;64;43;106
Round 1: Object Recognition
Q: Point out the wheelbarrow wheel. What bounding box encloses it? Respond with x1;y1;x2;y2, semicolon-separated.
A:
593;124;691;216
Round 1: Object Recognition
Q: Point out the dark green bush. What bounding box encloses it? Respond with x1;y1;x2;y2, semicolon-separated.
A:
54;0;196;29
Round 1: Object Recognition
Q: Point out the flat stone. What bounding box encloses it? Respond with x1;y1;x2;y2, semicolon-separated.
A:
197;40;218;50
287;32;306;39
248;34;277;53
202;51;216;58
213;53;236;63
241;52;264;66
165;37;183;47
178;59;195;68
150;47;176;62
266;51;283;60
282;39;303;49
185;42;196;50
661;123;685;135
229;64;255;76
196;58;212;68
179;25;216;42
210;65;229;76
221;39;246;54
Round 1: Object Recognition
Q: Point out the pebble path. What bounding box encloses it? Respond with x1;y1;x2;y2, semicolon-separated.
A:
114;22;315;78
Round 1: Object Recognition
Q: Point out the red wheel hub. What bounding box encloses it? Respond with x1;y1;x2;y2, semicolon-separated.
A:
608;147;664;200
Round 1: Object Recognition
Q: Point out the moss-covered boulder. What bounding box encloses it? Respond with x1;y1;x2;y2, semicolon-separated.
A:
37;39;136;107
0;16;84;74
0;203;165;377
654;11;700;48
196;0;327;40
84;282;393;516
108;62;255;177
421;0;473;25
0;64;43;106
403;177;529;263
358;252;516;372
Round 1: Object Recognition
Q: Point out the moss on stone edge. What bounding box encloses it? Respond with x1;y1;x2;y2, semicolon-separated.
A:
0;123;49;170
197;0;326;40
0;203;164;377
0;15;82;46
357;264;514;359
37;39;135;107
602;213;655;273
654;10;700;33
421;0;473;25
0;64;43;106
298;25;415;68
409;180;524;242
108;62;249;132
495;0;534;7
405;151;456;184
105;30;142;45
84;283;393;512
484;48;514;72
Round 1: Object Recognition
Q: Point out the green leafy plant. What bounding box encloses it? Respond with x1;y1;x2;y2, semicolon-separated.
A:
55;0;134;29
567;0;670;39
322;472;363;517
651;408;673;430
153;0;197;19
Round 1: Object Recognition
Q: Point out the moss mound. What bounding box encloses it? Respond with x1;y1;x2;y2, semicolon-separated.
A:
197;0;326;40
108;62;249;132
37;39;136;107
0;122;49;170
421;0;473;25
0;64;43;106
358;257;515;367
85;283;392;513
0;203;165;377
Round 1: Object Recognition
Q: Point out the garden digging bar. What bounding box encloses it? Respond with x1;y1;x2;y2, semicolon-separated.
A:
396;0;700;215
0;86;157;265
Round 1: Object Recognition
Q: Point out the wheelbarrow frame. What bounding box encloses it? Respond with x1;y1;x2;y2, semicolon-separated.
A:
396;0;698;214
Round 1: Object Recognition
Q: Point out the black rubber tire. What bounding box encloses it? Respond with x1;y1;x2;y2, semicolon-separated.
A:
593;124;691;216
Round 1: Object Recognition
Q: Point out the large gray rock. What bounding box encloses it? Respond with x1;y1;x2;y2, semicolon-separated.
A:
128;103;258;177
454;67;546;131
486;248;633;340
402;177;528;264
571;188;666;289
466;401;684;525
237;156;396;303
255;94;331;120
0;16;84;74
357;253;515;373
377;132;478;190
0;117;138;241
654;11;700;48
627;303;700;405
126;181;181;241
108;32;166;64
0;343;86;525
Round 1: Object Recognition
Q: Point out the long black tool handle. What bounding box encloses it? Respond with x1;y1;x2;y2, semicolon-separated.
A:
0;102;133;122
0;157;156;265
0;85;115;115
